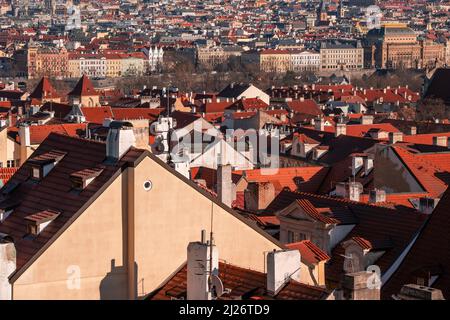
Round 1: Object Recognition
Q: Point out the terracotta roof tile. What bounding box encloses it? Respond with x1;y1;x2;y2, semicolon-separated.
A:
148;262;329;300
286;240;330;265
383;186;450;299
265;190;426;288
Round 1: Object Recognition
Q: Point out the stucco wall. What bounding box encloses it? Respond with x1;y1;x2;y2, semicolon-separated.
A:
12;155;282;299
13;175;128;300
132;156;281;297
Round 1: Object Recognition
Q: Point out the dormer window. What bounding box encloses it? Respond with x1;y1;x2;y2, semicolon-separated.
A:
28;150;67;181
70;167;104;191
0;200;19;223
0;209;13;223
24;209;60;236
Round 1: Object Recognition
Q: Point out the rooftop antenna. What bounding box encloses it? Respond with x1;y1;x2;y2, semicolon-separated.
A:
208;200;215;298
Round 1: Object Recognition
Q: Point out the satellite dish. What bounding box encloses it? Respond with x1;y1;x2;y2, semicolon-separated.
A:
154;141;165;153
149;122;159;135
210;274;224;298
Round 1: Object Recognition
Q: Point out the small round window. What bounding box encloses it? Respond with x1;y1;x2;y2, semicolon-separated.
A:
143;180;152;191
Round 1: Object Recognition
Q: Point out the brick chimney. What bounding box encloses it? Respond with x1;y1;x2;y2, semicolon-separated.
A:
0;235;16;300
314;117;325;132
266;249;301;296
244;181;275;212
217;164;233;207
432;136;447;147
389;132;403;144
341;271;380;300
335;123;347;137
394;284;444;300
369;189;386;203
407;126;417;135
106;121;136;161
336;182;363;202
360;115;373;125
187;230;219;300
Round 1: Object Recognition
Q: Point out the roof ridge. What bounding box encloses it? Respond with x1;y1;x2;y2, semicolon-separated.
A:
287;189;414;213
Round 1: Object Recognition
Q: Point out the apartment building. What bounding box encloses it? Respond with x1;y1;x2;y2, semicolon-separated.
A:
291;50;321;72
260;49;292;73
27;45;69;79
196;45;242;69
320;40;364;71
67;52;147;79
365;24;445;69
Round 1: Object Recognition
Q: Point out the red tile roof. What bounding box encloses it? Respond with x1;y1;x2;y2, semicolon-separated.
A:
382;186;450;299
265;190;426;288
81;107;113;124
29;77;60;100
392;146;450;197
287;99;322;116
403;132;450;145
68;75;99;97
148;262;329;300
234;166;329;194
286;240;330;265
25;123;87;145
0;167;18;185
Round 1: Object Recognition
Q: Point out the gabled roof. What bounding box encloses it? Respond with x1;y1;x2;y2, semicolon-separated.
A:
265;190;426;288
286;240;330;265
392;145;450;197
234;166;329;194
382;187;450;299
424;68;450;105
294;132;321;145
68;75;99;97
16;123;87;145
29;77;60;100
40;102;72;120
287;99;322;116
218;83;252;98
0;133;146;275
292;127;379;165
147;262;330;300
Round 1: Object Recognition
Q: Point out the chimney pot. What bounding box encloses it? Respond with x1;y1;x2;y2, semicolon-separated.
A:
266;250;301;296
106;121;136;161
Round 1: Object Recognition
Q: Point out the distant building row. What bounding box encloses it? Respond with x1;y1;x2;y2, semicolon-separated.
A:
16;44;163;79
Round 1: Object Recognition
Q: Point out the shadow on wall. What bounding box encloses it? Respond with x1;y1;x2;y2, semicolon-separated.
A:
99;259;138;300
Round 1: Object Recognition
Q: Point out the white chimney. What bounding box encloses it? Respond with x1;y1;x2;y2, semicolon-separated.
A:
407;126;417;135
187;230;219;300
0;235;16;300
369;189;386;204
432;136;448;147
389;132;403;144
360;115;373;125
348;182;363;202
314;117;325;131
106;122;136;161
336;182;363;202
217;164;233;207
19;124;30;147
266;249;301;295
335;123;347;137
363;156;374;175
418;197;440;214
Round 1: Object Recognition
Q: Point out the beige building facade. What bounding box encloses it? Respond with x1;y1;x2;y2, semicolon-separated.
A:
1;130;283;300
